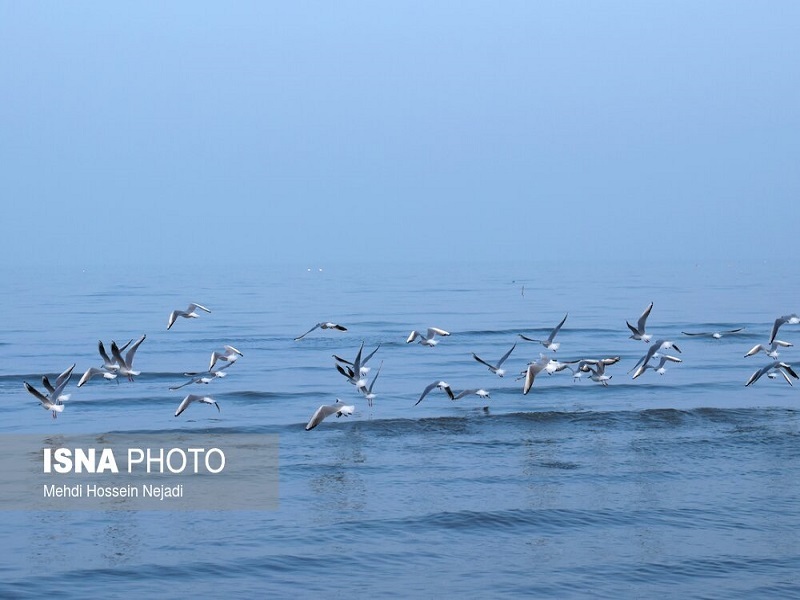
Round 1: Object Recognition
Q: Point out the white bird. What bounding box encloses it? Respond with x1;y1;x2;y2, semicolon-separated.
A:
98;338;131;372
174;394;220;417
305;399;355;430
24;364;74;418
632;354;683;379
294;322;348;341
42;363;77;400
169;369;228;391
744;340;793;359
681;328;743;339
745;361;798;387
406;327;450;347
520;313;568;352
415;380;455;405
630;340;681;375
627;302;654;342
521;355;551;395
110;334;146;381
582;361;613;386
77;367;118;387
769;314;800;344
167;303;211;330
209;345;243;371
453;388;490;400
359;361;383;407
333;343;381;379
472;343;516;377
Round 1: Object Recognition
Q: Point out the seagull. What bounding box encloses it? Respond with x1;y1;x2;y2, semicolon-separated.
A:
744;340;793;359
632;355;683;379
521;355;551;394
407;327;450;347
359;361;383;407
519;313;568;351
98;338;131;372
334;342;371;389
681;328;744;339
174;394;220;417
472;343;516;377
333;343;381;378
627;302;654;342
110;334;146;381
24;364;74;418
415;380;455;405
167;303;211;330
169;369;228;391
305;399;355;430
769;314;800;344
453;388;490;400
294;322;348;341
582;361;613;386
42;363;76;400
745;361;798;387
209;345;243;371
630;340;681;374
77;367;118;387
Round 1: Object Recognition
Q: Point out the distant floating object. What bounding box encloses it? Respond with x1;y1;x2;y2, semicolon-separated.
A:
167;303;211;330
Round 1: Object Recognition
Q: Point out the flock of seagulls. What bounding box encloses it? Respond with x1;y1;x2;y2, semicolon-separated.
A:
23;303;243;419
20;299;799;428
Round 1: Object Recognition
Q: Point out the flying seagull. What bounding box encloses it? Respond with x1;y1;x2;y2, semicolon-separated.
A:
77;367;118;387
415;380;455;405
453;388;490;400
681;328;744;339
769;314;800;345
174;394;220;417
209;345;243;371
407;327;450;347
167;303;211;330
632;354;683;379
305;399;355;430
521;355;551;394
627;302;654;342
744;340;793;359
294;322;348;341
110;334;146;381
745;361;798;387
630;339;681;375
359;361;383;407
520;313;568;352
24;364;75;418
472;343;516;377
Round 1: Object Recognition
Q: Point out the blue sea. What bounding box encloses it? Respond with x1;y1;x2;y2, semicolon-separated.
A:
1;260;799;598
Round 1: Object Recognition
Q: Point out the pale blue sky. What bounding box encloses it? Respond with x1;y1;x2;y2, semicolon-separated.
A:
1;2;798;267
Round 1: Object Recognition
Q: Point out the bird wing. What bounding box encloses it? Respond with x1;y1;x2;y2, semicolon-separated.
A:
189;303;211;313
472;353;496;370
294;323;321;340
496;343;516;367
427;327;450;337
305;404;339;430
125;335;146;368
547;313;568;342
637;302;654;331
24;381;50;405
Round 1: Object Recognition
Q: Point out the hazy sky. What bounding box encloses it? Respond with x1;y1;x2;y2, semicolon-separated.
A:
1;2;798;267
